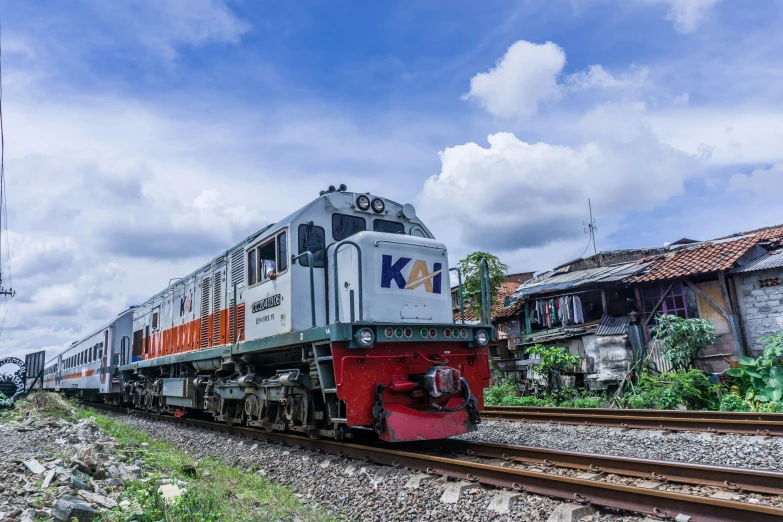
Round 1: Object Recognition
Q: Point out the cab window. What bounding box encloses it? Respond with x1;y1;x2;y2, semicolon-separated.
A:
247;248;257;285
298;223;325;267
373;219;405;234
277;232;288;272
332;214;365;241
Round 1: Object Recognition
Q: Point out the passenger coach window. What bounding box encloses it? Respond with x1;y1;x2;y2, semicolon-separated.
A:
332;214;365;241
373;219;405;234
298;223;325;268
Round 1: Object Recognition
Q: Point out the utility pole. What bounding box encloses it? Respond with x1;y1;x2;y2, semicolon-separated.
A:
584;198;598;256
0;28;13;300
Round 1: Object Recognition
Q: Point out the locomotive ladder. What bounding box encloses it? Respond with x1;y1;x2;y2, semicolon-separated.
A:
311;341;345;424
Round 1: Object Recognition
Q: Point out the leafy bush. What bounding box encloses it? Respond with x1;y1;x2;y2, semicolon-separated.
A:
719;394;752;412
526;344;582;373
620;369;719;410
560;395;606;408
652;314;717;370
458;252;509;318
726;333;783;403
483;379;520;406
498;395;557;407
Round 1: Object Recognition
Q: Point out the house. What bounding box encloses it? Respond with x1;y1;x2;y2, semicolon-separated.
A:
505;224;783;388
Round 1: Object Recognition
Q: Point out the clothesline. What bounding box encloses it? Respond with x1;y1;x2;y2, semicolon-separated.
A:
521;289;601;301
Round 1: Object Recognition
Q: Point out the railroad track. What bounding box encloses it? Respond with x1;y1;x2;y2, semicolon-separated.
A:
481;406;783;435
88;404;783;522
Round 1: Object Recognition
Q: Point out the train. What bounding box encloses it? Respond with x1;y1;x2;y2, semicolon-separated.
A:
40;186;492;442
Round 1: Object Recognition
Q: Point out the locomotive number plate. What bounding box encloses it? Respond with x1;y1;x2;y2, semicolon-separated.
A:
251;294;282;313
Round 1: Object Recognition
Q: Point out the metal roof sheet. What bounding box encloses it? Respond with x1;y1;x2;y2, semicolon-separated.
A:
513;262;648;298
595;314;631;336
731;249;783;274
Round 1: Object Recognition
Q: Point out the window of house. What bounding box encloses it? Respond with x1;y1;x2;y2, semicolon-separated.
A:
642;282;698;328
152;309;159;330
277;232;288;272
247;248;257;285
298;223;325;268
373;219;405;234
332;214;366;241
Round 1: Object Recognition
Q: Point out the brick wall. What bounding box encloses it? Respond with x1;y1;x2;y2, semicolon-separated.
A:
735;268;783;353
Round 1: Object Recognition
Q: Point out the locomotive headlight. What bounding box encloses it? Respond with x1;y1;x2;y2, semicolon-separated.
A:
356;195;371;210
475;329;489;346
371;198;385;213
355;327;375;347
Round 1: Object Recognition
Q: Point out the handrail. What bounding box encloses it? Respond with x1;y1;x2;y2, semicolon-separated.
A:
449;267;465;324
332;240;363;323
292;251;317;328
373;239;446;253
480;258;491;325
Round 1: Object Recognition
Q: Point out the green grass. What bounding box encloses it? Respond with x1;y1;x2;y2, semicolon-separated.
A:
16;392;333;522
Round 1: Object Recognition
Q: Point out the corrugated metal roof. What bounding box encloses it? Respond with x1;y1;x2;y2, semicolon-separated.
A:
595;314;631;336
731;249;783;273
512;262;648;298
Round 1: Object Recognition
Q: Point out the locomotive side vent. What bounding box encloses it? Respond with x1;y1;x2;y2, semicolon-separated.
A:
230;249;244;286
213;274;222;345
200;277;210;348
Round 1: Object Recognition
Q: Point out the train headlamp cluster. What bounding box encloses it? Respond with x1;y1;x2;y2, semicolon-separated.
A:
355;194;385;213
474;329;489;346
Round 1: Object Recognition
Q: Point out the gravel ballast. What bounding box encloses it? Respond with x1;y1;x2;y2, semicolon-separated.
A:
460;420;783;471
112;413;649;522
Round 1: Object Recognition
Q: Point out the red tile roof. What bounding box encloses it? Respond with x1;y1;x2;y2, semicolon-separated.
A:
453;280;524;322
627;226;783;283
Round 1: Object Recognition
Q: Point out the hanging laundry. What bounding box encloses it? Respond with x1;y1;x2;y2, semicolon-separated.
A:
549;299;557;326
573;295;584;324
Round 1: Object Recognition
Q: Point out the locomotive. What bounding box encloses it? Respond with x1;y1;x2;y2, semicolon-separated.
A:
42;187;492;442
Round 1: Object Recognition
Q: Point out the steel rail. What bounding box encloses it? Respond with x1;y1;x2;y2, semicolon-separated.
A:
420;439;783;495
481;407;783;435
90;406;783;522
485;406;783;421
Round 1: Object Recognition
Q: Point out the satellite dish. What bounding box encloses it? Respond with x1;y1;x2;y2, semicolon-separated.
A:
401;203;417;220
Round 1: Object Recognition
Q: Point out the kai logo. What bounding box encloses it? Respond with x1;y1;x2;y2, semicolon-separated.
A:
381;255;442;294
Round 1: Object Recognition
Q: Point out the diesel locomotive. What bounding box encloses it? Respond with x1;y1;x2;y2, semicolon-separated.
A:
41;187;492;442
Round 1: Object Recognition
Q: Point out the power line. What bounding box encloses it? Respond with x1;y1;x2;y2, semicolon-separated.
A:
0;16;14;344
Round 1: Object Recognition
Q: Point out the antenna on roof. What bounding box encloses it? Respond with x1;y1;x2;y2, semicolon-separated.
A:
584;198;598;256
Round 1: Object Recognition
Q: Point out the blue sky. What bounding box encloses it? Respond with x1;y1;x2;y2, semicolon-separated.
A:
0;0;781;357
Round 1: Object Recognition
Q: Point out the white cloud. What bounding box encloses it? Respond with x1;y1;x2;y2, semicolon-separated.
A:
643;0;721;33
565;65;648;92
418;102;700;254
729;164;783;193
463;40;566;117
85;0;251;61
463;40;649;118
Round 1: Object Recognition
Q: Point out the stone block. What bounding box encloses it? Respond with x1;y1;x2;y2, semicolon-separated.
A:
637;480;665;490
576;472;605;480
23;459;46;475
404;473;435;490
19;508;36;522
748;435;771;443
440;482;478;503
487;491;525;514
53;496;97;522
344;464;357;476
546;503;598;522
711;490;740;501
158;484;182;503
319;458;333;469
77;490;118;509
70;477;91;491
674;515;691;522
42;468;56;489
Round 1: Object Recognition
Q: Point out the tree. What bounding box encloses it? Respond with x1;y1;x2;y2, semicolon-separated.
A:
457;251;509;318
651;314;717;370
